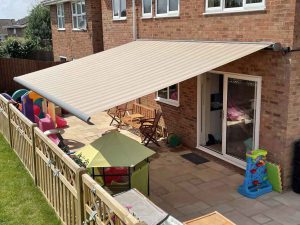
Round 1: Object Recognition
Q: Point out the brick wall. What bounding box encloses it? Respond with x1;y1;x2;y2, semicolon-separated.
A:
50;0;103;61
101;0;133;50
102;0;297;49
99;0;299;188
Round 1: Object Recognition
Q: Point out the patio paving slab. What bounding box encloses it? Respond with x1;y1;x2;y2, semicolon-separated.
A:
63;112;300;224
224;211;259;225
229;197;270;217
251;214;272;224
263;205;300;225
273;191;300;210
261;199;283;207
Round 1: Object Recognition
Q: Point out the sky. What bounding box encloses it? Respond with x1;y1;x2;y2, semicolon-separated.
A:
0;0;40;20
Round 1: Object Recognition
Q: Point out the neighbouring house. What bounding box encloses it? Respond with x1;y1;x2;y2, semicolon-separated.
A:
0;19;15;42
42;0;103;62
37;0;300;190
4;17;28;38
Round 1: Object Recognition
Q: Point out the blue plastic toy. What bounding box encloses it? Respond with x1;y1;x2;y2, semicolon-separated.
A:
238;149;272;199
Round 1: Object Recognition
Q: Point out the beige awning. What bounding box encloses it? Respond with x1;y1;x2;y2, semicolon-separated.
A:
14;40;271;123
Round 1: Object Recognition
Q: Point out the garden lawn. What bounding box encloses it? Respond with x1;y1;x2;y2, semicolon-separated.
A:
0;134;61;225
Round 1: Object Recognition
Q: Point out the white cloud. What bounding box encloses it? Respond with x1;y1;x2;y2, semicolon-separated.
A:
0;0;41;19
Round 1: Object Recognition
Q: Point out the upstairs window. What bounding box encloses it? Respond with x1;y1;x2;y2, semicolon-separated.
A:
206;0;265;13
113;0;127;20
142;0;152;18
72;0;86;30
156;0;179;17
156;84;179;107
57;4;65;29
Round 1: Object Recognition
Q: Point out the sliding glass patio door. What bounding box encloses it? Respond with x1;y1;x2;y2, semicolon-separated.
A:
199;72;261;166
223;75;260;162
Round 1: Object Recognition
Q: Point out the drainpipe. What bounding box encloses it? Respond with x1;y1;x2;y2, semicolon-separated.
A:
132;0;137;40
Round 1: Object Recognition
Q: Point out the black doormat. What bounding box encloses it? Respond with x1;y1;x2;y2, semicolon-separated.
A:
181;153;209;165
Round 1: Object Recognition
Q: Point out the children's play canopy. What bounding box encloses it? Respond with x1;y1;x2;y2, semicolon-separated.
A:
14;40;272;123
75;131;155;168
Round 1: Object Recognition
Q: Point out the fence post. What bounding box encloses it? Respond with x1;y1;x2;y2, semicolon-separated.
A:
76;167;87;225
32;126;38;186
7;103;13;147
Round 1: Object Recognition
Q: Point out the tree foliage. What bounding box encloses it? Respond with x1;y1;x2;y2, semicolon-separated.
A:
0;37;36;59
25;4;51;48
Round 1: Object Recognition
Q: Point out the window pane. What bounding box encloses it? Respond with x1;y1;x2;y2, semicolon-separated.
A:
78;16;84;28
77;2;82;14
246;0;262;3
73;16;78;28
120;0;126;17
82;2;86;13
72;3;76;13
58;18;62;28
169;0;178;12
225;0;243;8
57;5;61;15
143;0;151;14
208;0;220;7
158;88;168;99
157;0;167;14
113;0;120;17
61;5;64;16
62;17;65;28
169;84;178;101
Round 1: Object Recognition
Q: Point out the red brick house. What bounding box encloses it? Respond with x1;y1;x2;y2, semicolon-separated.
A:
43;0;103;61
44;0;300;189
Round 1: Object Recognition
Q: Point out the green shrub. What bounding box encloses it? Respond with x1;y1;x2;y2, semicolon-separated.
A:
1;37;36;59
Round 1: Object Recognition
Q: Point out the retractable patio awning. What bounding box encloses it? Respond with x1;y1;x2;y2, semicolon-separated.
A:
14;40;272;123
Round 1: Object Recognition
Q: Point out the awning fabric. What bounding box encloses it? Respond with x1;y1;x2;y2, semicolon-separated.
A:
14;40;271;122
75;131;155;168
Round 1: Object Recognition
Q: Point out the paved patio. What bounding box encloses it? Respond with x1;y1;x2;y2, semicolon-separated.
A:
62;112;300;225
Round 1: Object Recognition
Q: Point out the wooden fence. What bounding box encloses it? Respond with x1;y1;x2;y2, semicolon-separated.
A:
34;128;85;225
82;174;140;225
0;58;61;94
0;95;11;142
0;96;143;225
9;104;36;178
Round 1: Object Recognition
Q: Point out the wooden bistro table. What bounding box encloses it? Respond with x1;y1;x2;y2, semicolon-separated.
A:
122;114;145;128
184;212;236;225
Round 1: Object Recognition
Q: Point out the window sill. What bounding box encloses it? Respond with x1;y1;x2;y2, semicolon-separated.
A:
154;14;180;19
203;7;266;15
141;16;153;20
155;98;180;107
113;18;127;21
72;28;87;32
57;28;66;31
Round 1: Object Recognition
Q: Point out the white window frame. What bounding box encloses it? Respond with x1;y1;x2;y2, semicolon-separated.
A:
155;0;180;18
112;0;127;20
205;0;265;14
156;84;180;107
57;3;65;30
142;0;153;18
71;0;87;30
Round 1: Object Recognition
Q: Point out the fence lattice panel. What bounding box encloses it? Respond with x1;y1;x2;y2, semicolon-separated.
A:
34;128;85;225
82;174;141;225
9;104;36;178
0;95;11;142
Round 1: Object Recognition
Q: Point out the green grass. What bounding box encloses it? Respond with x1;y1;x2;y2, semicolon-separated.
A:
0;134;61;225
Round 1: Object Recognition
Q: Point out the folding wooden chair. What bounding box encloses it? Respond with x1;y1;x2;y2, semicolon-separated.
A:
107;103;128;127
139;110;162;146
